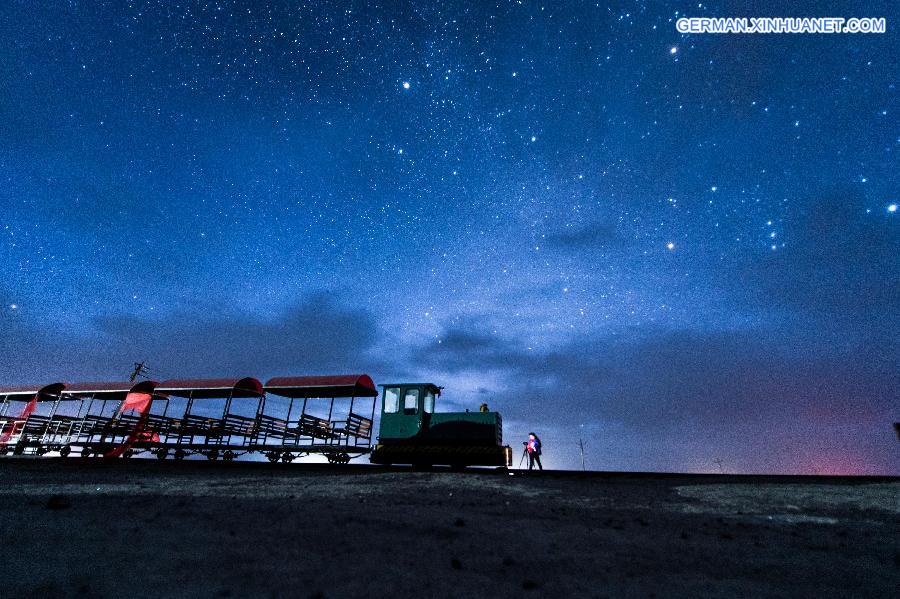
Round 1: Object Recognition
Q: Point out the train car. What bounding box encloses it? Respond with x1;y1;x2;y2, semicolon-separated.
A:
370;383;512;468
1;375;513;468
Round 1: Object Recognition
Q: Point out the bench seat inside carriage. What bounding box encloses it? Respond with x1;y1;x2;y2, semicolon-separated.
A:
0;416;26;437
21;415;51;437
331;412;373;441
77;415;116;438
291;413;334;440
46;415;83;437
1;415;69;442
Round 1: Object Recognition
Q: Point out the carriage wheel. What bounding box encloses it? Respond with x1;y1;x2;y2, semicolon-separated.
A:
207;450;219;461
123;448;135;459
174;449;187;460
280;453;293;463
0;446;9;456
156;447;169;460
326;453;348;465
223;450;235;462
266;451;280;463
60;445;72;458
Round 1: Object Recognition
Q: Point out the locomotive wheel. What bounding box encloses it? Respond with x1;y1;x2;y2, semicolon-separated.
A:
280;453;293;463
60;445;72;458
174;449;187;460
81;447;92;458
123;448;135;459
0;446;9;456
223;450;235;462
156;447;169;460
266;451;280;463
207;450;219;461
13;443;25;456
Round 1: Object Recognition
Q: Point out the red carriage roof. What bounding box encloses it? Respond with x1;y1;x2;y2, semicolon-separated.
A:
264;374;378;398
0;382;67;401
62;380;160;399
156;377;264;398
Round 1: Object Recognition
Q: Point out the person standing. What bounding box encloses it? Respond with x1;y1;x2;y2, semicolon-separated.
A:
526;432;543;470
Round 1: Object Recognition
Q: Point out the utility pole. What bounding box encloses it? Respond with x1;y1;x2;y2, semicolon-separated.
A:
579;424;586;471
129;361;149;382
579;438;586;471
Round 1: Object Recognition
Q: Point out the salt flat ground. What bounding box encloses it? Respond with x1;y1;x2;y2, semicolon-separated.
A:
0;460;896;598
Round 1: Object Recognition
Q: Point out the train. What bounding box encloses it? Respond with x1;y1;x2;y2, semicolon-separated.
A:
0;374;513;468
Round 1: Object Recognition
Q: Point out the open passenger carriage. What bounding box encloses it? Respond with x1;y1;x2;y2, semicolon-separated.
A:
0;382;68;456
0;375;378;463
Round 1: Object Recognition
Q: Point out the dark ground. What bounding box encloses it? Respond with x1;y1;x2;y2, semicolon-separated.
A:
0;459;897;598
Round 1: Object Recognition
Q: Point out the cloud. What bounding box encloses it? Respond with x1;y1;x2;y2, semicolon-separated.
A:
410;317;899;474
0;293;379;383
546;221;619;249
410;322;528;373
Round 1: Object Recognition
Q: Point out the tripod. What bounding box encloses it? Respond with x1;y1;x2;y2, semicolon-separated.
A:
518;443;529;468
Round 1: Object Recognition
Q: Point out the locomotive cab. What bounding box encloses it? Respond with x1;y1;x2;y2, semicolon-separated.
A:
370;383;512;468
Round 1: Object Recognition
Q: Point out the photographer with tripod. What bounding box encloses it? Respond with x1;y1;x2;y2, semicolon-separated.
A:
519;432;543;471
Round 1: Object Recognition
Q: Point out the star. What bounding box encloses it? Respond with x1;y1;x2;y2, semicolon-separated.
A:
666;242;675;250
669;46;678;55
889;204;898;213
8;304;17;310
402;81;410;89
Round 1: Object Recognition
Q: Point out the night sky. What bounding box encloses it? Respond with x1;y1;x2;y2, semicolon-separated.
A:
1;1;897;473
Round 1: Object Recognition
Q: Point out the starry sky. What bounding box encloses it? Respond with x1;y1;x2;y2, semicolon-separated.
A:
1;1;898;474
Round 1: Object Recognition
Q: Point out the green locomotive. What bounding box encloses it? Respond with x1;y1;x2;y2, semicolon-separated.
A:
369;383;512;468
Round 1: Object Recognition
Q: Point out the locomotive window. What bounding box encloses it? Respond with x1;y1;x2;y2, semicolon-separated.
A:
424;390;435;414
384;387;400;413
403;389;419;414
